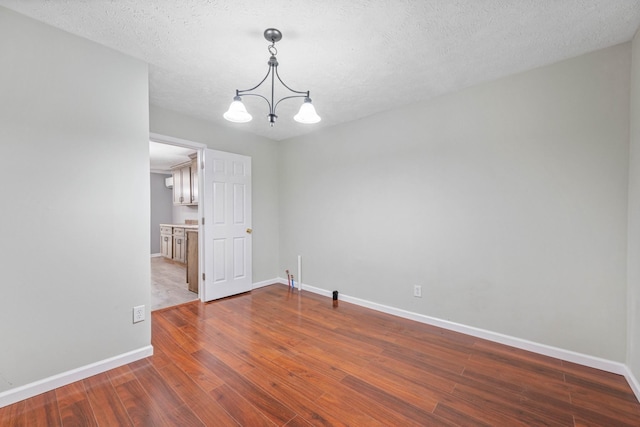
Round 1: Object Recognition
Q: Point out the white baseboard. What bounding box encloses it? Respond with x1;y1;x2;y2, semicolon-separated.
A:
275;276;303;291
0;345;153;408
253;278;281;290
294;281;640;401
150;253;162;258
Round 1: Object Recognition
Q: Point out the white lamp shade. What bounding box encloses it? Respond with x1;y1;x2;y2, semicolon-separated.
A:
294;99;321;124
223;97;252;123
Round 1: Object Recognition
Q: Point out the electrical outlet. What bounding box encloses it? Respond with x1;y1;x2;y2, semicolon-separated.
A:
413;285;422;298
133;305;145;323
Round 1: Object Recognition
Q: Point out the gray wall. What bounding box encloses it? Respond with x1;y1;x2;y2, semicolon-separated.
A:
279;43;631;362
150;105;281;284
150;172;173;254
0;7;150;392
628;31;640;380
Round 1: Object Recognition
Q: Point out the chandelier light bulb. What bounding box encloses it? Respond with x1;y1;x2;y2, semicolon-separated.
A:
294;98;321;124
223;96;252;123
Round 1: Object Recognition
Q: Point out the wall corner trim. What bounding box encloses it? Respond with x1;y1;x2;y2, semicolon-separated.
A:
0;345;153;408
297;281;640;401
624;365;640;402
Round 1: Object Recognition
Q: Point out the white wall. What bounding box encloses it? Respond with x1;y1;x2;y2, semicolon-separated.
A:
279;43;631;361
0;7;150;393
150;105;280;283
628;31;640;379
172;204;199;225
150;173;173;253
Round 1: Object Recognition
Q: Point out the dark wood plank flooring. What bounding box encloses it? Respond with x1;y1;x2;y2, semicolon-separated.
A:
1;284;639;426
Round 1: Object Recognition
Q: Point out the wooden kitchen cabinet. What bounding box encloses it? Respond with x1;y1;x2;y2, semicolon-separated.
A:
173;228;186;263
172;158;198;206
186;230;198;293
172;163;191;205
160;225;190;263
190;155;199;205
160;226;173;259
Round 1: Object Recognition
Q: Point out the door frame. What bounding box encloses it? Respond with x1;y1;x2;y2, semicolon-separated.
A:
150;132;206;301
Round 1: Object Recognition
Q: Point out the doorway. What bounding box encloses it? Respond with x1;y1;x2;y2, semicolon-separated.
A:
149;134;204;310
149;135;254;307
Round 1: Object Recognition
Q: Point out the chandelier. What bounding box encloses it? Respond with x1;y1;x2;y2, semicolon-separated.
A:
223;28;321;126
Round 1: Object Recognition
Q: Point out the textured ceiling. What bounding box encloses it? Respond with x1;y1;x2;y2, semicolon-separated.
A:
149;141;196;172
2;0;640;141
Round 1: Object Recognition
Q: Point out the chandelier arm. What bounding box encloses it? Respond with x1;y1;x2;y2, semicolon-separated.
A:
275;67;310;96
224;28;319;126
273;94;309;114
236;66;273;95
238;93;274;114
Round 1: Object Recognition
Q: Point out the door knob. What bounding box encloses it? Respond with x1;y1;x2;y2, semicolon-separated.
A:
246;228;253;234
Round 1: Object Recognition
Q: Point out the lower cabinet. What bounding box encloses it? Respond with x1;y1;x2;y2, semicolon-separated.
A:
160;226;187;263
160;226;173;259
186;230;199;293
173;233;186;263
160;225;198;293
173;237;187;262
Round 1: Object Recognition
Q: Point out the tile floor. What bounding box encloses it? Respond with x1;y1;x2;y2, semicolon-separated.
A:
150;256;198;311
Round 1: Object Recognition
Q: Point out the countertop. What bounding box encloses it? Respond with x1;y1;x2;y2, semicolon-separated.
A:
160;223;199;230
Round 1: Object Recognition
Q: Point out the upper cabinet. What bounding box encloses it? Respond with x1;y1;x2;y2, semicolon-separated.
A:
172;163;190;205
190;155;198;205
171;154;198;206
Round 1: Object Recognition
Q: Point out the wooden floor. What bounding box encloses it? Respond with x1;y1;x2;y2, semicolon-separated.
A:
2;285;640;426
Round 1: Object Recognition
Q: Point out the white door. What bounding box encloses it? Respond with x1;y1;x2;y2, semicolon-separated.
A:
201;149;252;301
